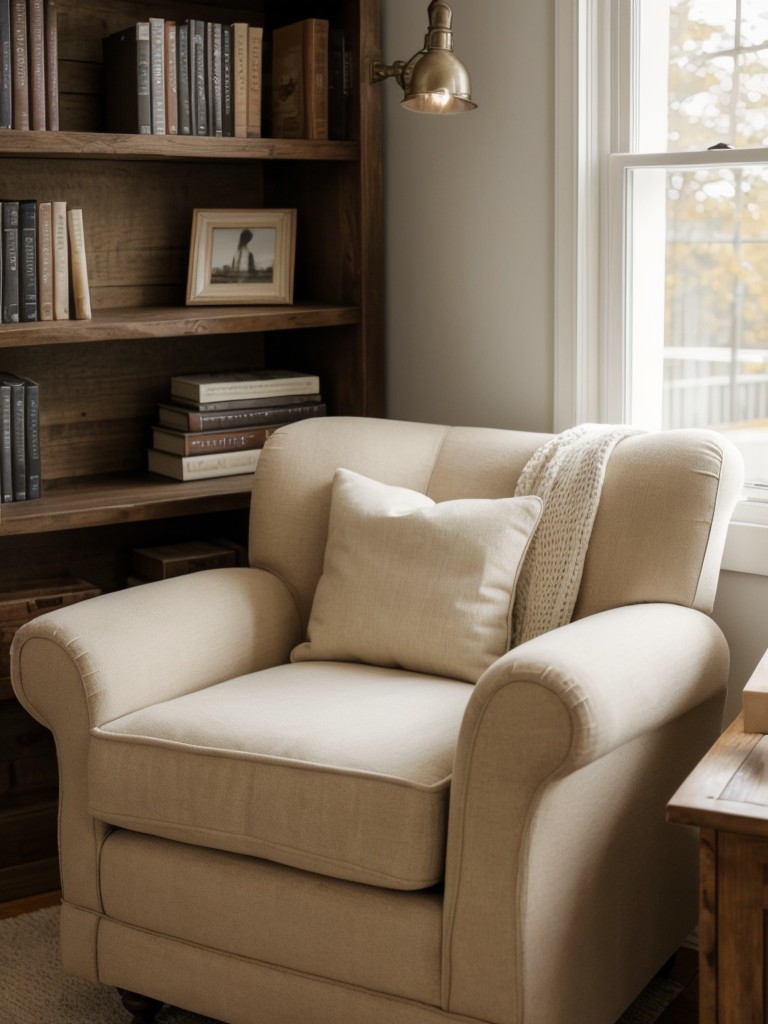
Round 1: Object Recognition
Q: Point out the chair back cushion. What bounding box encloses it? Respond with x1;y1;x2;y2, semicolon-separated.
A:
248;417;743;634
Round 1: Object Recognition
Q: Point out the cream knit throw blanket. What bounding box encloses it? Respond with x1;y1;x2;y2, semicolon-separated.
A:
511;423;639;647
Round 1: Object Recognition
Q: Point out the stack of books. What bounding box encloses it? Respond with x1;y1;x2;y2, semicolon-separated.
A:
0;0;59;131
0;372;40;502
1;199;91;323
148;368;326;481
103;18;264;138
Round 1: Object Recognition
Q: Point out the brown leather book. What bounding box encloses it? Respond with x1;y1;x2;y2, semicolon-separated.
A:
10;0;29;129
27;0;46;130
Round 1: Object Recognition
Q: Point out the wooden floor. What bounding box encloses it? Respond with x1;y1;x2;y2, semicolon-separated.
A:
0;892;700;1023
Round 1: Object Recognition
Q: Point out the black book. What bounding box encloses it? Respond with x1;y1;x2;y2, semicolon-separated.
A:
22;375;40;498
103;23;151;134
177;21;191;135
19;199;37;321
0;0;11;129
0;381;12;502
0;372;26;500
2;200;19;324
221;23;233;137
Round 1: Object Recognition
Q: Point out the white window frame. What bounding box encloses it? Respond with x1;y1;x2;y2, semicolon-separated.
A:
554;0;768;575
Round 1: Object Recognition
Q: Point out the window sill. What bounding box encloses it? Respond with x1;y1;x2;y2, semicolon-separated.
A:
722;507;768;577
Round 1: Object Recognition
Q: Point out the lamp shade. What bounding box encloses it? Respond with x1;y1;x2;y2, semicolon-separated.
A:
401;48;476;113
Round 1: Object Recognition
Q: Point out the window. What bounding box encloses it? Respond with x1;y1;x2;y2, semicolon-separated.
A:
555;0;768;535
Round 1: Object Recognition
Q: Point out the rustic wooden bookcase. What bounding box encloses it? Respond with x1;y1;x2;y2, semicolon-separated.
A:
0;0;383;901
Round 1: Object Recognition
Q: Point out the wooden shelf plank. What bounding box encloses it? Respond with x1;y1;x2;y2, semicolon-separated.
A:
0;129;360;162
0;473;253;535
0;303;361;348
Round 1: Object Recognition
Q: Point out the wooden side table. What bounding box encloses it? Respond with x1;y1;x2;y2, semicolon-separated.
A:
667;650;768;1024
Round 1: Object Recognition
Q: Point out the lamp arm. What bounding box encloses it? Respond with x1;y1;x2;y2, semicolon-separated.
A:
370;51;427;90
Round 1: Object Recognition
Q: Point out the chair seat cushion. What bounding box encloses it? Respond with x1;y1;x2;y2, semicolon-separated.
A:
88;661;473;890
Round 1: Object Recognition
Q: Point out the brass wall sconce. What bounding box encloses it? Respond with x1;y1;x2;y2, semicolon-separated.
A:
371;0;476;114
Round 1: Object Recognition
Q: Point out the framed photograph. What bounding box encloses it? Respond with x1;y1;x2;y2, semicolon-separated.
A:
186;208;297;305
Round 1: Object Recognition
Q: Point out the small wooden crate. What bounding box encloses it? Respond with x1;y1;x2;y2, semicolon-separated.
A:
0;578;101;700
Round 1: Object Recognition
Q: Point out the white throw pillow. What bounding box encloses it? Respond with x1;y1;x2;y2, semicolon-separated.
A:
291;468;543;683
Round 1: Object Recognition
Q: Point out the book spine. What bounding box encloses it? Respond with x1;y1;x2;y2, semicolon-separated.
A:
176;21;190;135
4;379;26;500
44;0;57;130
135;22;151;133
232;22;247;139
221;23;232;137
204;21;214;136
0;383;12;503
0;0;12;129
67;207;91;320
19;199;37;321
163;20;178;135
150;447;260;480
23;378;40;499
305;19;328;140
52;198;69;319
191;20;206;135
37;200;53;320
246;25;263;138
2;200;20;324
159;400;325;432
148;16;165;134
154;423;280;456
27;0;46;130
211;21;222;137
10;0;28;129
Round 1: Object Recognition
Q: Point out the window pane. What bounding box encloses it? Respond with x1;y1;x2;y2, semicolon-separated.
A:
668;0;768;150
661;165;768;487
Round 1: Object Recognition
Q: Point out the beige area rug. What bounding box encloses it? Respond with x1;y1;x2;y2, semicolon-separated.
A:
0;905;683;1024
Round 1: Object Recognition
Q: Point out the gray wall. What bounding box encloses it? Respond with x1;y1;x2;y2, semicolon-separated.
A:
381;0;765;717
382;0;554;431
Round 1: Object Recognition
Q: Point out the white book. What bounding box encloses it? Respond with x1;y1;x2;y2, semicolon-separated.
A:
67;208;91;320
148;446;260;481
170;369;320;403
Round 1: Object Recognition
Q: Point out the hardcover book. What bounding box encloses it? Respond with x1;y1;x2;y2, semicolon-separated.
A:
44;0;57;130
210;21;223;137
147;446;261;481
0;381;12;502
2;200;20;324
0;372;26;500
176;20;191;135
222;23;233;137
52;198;68;319
10;0;28;130
246;25;263;138
170;369;321;403
27;0;46;131
21;375;40;499
19;199;37;321
37;200;53;320
67;208;91;320
151;422;281;456
190;19;206;135
149;16;165;134
163;20;178;135
157;397;325;432
0;0;10;129
271;18;328;140
103;23;151;134
232;21;248;138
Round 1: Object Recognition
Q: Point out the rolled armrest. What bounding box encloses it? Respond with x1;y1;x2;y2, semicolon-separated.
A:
442;603;728;1022
10;566;301;914
12;566;301;728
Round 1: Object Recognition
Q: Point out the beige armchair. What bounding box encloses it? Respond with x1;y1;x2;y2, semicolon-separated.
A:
11;417;743;1024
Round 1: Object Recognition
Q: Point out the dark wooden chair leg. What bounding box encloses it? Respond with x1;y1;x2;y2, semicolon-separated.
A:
118;989;164;1022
